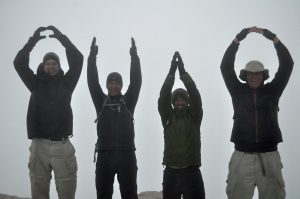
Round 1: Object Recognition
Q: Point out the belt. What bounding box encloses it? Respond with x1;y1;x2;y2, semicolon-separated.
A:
38;136;69;141
166;165;199;170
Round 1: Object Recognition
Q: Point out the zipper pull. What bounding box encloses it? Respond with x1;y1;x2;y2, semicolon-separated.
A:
118;105;121;112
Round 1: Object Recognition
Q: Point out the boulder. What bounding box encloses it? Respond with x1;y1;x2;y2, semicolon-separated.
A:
138;191;163;199
0;194;30;199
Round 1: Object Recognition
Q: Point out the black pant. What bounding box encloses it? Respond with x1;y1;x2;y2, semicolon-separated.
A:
163;166;205;199
95;151;138;199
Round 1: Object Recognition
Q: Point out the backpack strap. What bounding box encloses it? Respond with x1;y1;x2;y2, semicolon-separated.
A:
93;96;109;163
94;96;109;123
94;95;133;123
121;96;134;123
93;95;134;163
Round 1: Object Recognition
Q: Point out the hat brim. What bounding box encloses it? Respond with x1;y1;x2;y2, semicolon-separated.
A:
239;69;269;81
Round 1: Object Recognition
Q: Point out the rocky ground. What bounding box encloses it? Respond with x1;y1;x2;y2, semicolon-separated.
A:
0;194;30;199
138;191;163;199
0;191;162;199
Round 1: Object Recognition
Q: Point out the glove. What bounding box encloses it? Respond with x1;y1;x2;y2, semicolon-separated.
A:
29;27;47;43
90;37;98;56
236;28;250;41
130;37;137;56
47;25;70;47
169;52;177;76
177;52;186;75
263;29;276;40
25;27;47;51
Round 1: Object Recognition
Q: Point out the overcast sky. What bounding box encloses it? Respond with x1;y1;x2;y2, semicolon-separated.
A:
1;0;299;198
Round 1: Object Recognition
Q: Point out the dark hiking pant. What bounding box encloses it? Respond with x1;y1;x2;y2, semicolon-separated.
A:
163;166;205;199
95;150;138;199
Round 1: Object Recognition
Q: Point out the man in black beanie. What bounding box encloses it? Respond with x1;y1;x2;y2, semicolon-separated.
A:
158;52;205;199
87;37;142;199
14;26;83;199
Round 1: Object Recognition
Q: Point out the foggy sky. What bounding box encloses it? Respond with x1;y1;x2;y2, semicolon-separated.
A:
1;0;299;198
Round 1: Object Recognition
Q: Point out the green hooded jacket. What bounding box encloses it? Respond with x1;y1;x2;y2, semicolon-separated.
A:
158;72;203;168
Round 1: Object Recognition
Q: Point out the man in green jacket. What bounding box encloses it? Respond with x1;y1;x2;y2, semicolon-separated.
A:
158;52;205;199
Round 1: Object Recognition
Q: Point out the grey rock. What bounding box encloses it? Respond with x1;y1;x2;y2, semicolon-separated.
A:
138;191;163;199
0;194;30;199
1;191;164;199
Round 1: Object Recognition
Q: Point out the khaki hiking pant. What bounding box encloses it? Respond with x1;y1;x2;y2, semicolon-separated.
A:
28;138;78;199
226;150;285;199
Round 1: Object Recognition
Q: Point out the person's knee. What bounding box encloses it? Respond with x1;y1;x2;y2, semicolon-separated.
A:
55;178;77;199
30;176;51;199
118;176;137;198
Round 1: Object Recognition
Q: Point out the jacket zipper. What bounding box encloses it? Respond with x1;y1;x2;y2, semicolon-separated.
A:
253;91;259;143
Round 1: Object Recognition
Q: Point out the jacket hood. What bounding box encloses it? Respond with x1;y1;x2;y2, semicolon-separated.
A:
171;88;189;106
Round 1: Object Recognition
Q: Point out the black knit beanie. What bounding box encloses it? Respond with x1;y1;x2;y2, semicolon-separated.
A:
171;88;189;106
43;52;60;67
106;72;123;86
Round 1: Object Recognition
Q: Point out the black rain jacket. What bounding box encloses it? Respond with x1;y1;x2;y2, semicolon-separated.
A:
87;51;141;151
14;36;83;139
221;41;293;152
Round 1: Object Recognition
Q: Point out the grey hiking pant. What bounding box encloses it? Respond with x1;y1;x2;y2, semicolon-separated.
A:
226;150;285;199
28;138;78;199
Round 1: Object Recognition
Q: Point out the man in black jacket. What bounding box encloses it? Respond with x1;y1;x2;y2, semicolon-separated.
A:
87;37;141;199
14;26;83;199
221;26;293;199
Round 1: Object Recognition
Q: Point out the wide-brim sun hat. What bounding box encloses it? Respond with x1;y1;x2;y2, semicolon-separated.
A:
239;60;269;81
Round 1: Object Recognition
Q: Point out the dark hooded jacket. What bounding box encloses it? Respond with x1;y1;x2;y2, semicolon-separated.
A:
158;73;203;167
87;51;141;151
14;36;83;139
220;41;293;152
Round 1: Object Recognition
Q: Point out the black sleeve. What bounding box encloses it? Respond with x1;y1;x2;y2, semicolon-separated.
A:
158;75;174;127
268;41;294;97
87;52;106;115
124;54;142;114
13;37;38;92
220;41;241;97
180;72;203;124
62;35;83;93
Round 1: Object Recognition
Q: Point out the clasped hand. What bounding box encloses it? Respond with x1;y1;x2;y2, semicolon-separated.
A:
32;25;64;42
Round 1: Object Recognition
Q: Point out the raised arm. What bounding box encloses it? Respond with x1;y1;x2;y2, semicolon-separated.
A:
220;40;240;96
177;52;203;123
220;27;256;95
87;37;106;113
47;25;83;92
158;52;177;127
13;27;47;92
256;28;294;96
124;37;142;113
